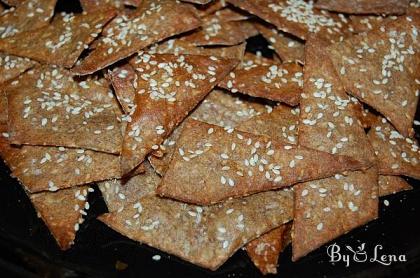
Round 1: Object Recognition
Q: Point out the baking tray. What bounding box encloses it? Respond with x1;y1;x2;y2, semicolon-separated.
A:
1;1;420;277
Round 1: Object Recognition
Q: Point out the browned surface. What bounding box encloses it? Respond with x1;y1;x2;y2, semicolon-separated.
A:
378;175;413;197
0;53;37;85
315;0;409;15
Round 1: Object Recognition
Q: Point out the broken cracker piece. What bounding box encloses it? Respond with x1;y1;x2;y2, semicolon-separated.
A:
379;175;413;197
99;189;293;270
107;64;137;114
157;119;367;205
121;53;237;174
315;0;410;15
328;16;420;137
29;186;92;250
72;0;202;75
0;53;37;85
0;10;116;68
181;0;213;4
5;66;122;154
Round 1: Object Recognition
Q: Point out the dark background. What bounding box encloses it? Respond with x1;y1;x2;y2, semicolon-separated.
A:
1;0;420;277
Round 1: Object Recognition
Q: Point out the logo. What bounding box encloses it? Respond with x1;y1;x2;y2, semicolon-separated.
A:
326;243;407;267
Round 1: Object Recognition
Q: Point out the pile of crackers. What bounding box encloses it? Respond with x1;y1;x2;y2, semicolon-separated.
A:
0;0;419;275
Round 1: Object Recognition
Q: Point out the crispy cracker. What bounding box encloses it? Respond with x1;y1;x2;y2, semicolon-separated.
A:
5;66;122;153
328;16;420;137
293;37;378;261
0;53;37;85
212;7;250;22
157;119;366;205
72;0;202;75
368;117;420;179
315;0;409;15
349;15;397;33
0;0;56;39
107;64;137;114
378;175;413;197
196;0;226;17
0;90;7;126
245;223;292;275
98;162;159;212
183;18;258;46
255;22;304;63
227;0;350;42
219;61;303;105
121;53;237;174
99;189;293;270
0;11;116;68
80;0;141;12
181;0;213;4
148;89;267;175
29;186;92;250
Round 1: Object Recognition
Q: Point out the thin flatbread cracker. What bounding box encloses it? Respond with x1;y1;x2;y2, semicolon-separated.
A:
182;0;213;4
328;16;420;137
219;62;303;105
213;7;250;22
5;66;122;154
29;186;92;250
293;37;378;261
0;11;116;68
227;0;350;42
157;119;366;205
255;22;304;63
72;0;202;75
0;53;37;85
80;0;142;12
245;223;292;275
378;175;412;197
107;64;137;114
121;53;237;174
0;91;7;126
99;189;293;270
368;117;420;179
196;0;226;17
0;0;56;39
315;0;410;15
349;15;397;34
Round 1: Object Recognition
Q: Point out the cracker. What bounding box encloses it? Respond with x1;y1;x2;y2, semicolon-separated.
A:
245;223;292;275
121;53;237;174
292;37;378;260
80;0;141;12
368;117;420;179
0;53;37;85
226;0;350;42
99;189;293;270
107;64;137;114
183;18;258;46
196;0;226;17
219;61;303;105
5;66;122;154
29;186;92;250
349;15;397;33
0;0;56;39
72;0;202;75
0;11;116;68
1;0;20;6
328;16;420;137
315;0;410;15
157;119;366;205
181;0;213;4
0;90;7;127
255;22;304;63
378;175;412;197
212;7;250;22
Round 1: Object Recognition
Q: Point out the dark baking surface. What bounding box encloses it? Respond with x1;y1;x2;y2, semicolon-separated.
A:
1;1;420;277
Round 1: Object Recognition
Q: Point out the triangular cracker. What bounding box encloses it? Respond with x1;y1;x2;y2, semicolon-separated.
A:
0;53;37;85
29;186;92;250
5;66;122;153
121;53;237;174
0;0;56;39
99;189;293;270
0;11;116;68
315;0;410;15
328;16;420;137
293;37;378;261
157;119;366;205
245;223;292;275
378;175;413;197
227;0;350;42
219;61;303;105
72;0;202;75
368;117;420;179
107;64;137;114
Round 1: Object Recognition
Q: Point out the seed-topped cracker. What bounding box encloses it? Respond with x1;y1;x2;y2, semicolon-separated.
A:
349;15;397;34
227;0;350;42
5;66;122;153
368;117;420;179
0;10;116;68
315;0;410;15
72;0;202;75
181;0;213;4
99;189;293;270
328;16;420;137
219;61;303;105
255;22;304;63
0;53;37;85
0;0;56;39
293;37;378;261
107;64;137;114
29;186;93;250
121;53;237;174
245;223;292;275
378;175;413;197
157;119;366;205
80;0;142;12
